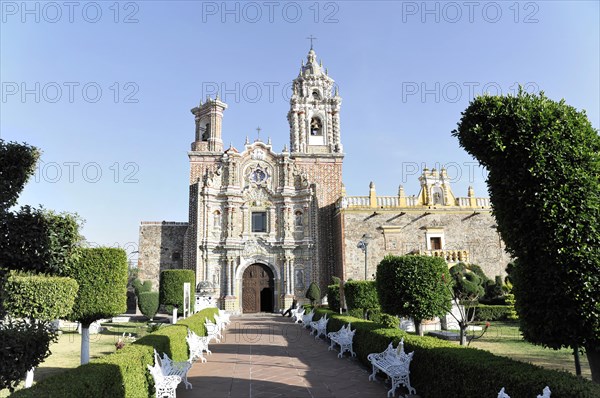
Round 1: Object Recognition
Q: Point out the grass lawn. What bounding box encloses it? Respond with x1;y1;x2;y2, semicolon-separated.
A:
465;321;591;380
0;320;155;397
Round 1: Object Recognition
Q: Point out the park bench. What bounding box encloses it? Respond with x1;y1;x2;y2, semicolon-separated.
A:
367;339;416;397
214;313;228;331
301;309;315;328
327;323;356;358
147;355;182;398
218;309;231;325
292;308;305;324
204;319;222;343
310;314;329;339
498;386;551;398
153;349;193;390
186;329;211;363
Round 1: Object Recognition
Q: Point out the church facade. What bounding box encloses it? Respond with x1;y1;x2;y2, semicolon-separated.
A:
138;48;510;313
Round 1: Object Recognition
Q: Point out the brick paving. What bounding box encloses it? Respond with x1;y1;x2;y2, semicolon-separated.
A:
178;314;392;398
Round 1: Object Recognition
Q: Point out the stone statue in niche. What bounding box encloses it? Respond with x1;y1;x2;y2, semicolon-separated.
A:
295;269;305;288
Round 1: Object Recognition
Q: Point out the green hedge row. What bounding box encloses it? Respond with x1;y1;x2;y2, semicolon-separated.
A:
313;308;600;398
475;304;512;321
12;307;220;398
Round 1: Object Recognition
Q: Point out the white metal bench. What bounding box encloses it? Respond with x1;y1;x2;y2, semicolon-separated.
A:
147;356;181;398
310;314;329;339
204;319;222;343
153;349;193;390
214;313;228;331
327;323;356;358
218;309;231;325
367;339;416;397
302;309;315;328
292;308;305;324
186;329;211;363
498;386;551;398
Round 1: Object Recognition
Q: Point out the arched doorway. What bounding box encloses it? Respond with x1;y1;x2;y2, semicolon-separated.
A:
242;263;274;313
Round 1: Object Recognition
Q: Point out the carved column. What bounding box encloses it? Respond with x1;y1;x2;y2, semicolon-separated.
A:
299;112;306;152
292;111;299;151
326;111;334;151
290;258;295;296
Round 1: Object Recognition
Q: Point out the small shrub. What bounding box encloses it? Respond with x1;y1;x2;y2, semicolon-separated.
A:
138;292;159;320
159;270;195;315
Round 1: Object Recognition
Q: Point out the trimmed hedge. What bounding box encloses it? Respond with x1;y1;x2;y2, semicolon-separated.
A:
138;292;159;320
313;308;600;398
67;248;128;326
475;304;512;321
11;307;220;398
2;272;79;320
159;270;195;315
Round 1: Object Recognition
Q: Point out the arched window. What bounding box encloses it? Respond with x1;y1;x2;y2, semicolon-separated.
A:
202;123;210;141
310;117;322;136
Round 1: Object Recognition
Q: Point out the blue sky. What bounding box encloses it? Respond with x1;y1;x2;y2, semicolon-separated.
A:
2;1;599;260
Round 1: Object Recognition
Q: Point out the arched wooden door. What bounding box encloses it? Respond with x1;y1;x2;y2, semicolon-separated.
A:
242;263;274;313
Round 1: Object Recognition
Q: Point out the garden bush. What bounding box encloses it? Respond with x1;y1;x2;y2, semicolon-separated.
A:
475;304;512;321
138;292;159;320
313;308;600;398
2;272;79;320
326;284;340;312
11;307;219;398
159;270;195;315
344;280;379;319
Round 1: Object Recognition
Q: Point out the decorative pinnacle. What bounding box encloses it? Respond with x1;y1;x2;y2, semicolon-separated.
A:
245;136;250;145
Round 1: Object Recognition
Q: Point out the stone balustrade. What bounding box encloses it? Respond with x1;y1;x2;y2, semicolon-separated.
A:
421;249;469;264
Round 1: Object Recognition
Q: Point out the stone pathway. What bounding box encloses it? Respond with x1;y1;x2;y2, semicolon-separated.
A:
178;314;391;398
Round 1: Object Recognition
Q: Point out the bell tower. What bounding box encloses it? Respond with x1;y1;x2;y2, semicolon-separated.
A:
191;96;227;152
287;47;342;154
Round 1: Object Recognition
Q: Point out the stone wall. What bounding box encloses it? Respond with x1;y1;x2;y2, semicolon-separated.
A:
138;221;188;289
340;208;511;281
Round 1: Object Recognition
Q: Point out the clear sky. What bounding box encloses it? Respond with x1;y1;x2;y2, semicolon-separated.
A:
2;0;599;261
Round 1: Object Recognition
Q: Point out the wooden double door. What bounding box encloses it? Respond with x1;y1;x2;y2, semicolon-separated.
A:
242;263;274;313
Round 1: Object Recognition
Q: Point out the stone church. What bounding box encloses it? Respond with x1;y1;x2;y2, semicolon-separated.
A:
138;48;510;313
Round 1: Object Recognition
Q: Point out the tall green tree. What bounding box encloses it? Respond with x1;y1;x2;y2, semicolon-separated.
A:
67;248;128;364
376;255;452;336
453;90;600;382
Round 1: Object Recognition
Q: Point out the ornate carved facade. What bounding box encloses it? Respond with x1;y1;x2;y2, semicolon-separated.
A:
138;48;510;313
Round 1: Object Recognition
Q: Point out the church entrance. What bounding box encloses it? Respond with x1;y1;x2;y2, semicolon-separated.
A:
242;263;274;313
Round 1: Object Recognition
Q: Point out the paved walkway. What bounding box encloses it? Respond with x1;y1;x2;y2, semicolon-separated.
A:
178;314;391;398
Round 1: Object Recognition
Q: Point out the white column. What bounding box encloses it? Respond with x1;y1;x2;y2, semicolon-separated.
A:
290;260;296;294
230;259;235;296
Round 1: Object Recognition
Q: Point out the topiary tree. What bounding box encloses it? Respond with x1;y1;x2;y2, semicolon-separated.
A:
2;272;79;321
67;248;128;364
0;320;57;392
376;255;452;336
0;140;83;390
453;89;600;381
159;270;195;315
138;291;159;321
305;282;321;306
344;280;379;319
446;263;487;345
